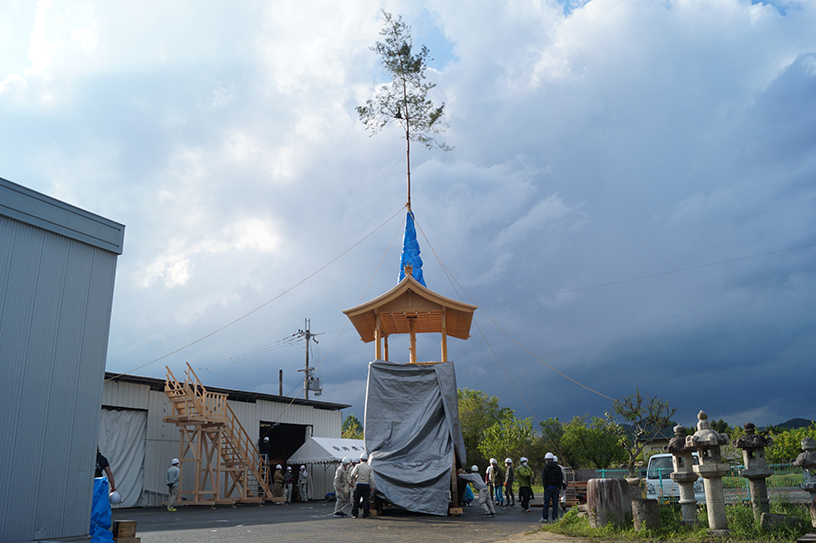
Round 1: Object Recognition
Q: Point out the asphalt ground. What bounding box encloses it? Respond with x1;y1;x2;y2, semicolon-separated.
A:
111;500;565;543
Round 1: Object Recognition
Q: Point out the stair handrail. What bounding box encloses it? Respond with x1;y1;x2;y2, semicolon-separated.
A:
176;363;272;498
165;366;197;418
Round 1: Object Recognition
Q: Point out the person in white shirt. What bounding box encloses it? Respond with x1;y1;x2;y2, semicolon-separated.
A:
349;452;375;518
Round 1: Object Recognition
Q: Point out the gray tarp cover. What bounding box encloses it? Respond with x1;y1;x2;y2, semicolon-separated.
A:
364;360;466;516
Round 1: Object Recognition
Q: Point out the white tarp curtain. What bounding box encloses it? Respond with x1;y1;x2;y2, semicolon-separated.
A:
287;437;366;465
364;360;466;516
98;408;146;509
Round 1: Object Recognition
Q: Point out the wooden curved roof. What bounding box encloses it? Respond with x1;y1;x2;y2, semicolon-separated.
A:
343;275;477;343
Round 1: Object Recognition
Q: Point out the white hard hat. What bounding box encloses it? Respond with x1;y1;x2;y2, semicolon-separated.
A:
300;465;306;470
276;464;282;469
109;490;121;505
553;456;559;462
264;437;269;442
490;458;497;464
360;452;368;461
471;465;479;472
545;452;555;460
341;457;350;465
171;458;179;465
520;457;528;464
505;458;513;464
287;466;292;470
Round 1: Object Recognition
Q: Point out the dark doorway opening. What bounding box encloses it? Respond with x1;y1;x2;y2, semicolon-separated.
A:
259;422;308;467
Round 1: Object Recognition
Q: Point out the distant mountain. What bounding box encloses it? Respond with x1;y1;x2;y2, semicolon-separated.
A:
773;418;815;430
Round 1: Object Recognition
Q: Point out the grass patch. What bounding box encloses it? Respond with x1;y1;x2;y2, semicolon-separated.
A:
542;502;811;542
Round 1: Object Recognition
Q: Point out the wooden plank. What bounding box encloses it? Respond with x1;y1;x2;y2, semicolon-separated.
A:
113;520;136;538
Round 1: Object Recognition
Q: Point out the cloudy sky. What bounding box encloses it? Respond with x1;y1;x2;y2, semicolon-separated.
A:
3;0;815;430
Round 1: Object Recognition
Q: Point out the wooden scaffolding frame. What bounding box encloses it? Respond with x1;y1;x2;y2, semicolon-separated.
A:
164;363;274;506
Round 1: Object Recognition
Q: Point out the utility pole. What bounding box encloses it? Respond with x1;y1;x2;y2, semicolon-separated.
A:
296;318;318;400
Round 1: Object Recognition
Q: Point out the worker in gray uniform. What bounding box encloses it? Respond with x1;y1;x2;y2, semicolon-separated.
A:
333;457;352;517
459;465;496;517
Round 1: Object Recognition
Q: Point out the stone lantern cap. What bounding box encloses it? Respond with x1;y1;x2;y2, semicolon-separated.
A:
665;424;694;454
733;423;773;450
793;437;816;470
685;411;728;449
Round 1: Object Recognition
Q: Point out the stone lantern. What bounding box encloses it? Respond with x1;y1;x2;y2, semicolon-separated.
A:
793;437;816;530
733;423;773;519
664;424;699;526
686;411;730;534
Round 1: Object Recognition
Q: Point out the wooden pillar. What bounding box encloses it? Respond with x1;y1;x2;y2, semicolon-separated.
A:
441;309;448;362
450;450;462;515
384;335;389;361
374;313;382;360
451;453;458;507
409;318;417;364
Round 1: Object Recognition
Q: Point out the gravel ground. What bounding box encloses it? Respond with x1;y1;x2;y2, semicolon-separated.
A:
112;501;589;543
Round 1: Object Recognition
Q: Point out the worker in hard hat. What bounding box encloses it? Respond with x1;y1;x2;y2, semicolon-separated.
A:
488;458;504;505
350;452;375;518
516;457;534;512
283;466;294;503
333;457;352;517
166;458;180;512
458;466;495;517
273;464;284;499
297;465;310;501
504;458;515;507
540;452;564;523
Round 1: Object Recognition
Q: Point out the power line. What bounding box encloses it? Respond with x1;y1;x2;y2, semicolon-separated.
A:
264;212;407;425
106;206;406;382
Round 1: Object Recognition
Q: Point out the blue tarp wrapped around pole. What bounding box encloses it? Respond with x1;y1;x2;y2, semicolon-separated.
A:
398;211;426;286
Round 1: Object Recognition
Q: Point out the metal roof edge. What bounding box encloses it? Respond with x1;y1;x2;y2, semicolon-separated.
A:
0;176;125;255
104;372;351;411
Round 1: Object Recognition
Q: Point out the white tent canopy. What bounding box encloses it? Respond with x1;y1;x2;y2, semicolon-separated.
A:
288;437;366;465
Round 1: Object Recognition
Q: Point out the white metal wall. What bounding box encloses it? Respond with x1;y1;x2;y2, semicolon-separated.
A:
0;216;119;541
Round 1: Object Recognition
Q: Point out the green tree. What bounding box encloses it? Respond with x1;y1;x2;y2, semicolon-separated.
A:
535;417;567;467
357;11;450;209
342;414;364;440
767;424;816;463
478;412;535;464
562;415;627;469
607;388;677;477
710;418;731;435
458;388;511;468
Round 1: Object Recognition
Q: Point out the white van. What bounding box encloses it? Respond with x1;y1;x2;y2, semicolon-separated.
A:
645;453;706;503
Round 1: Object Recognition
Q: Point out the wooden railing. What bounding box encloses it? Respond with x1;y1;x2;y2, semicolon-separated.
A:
164;363;271;499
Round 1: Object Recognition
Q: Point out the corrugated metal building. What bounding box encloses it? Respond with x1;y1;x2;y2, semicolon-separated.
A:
101;373;350;507
0;177;125;541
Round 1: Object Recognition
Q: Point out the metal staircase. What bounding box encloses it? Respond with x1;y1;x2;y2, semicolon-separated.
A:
164;363;272;505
